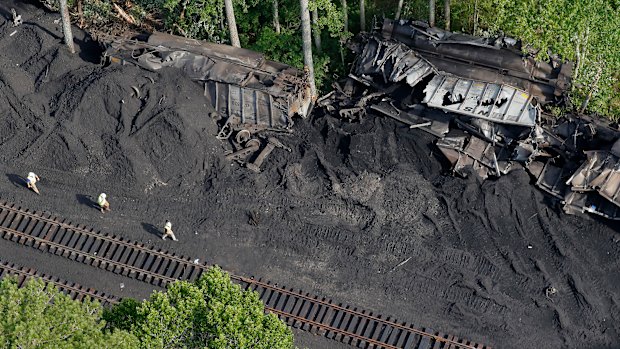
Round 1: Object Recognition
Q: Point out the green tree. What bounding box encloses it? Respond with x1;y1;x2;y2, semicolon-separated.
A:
0;277;138;349
160;0;226;41
105;267;295;349
474;0;620;119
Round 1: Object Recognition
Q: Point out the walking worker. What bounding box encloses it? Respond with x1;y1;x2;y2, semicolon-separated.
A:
162;220;178;241
26;172;41;194
97;193;110;213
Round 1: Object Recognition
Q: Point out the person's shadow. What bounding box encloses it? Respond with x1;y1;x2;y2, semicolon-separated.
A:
76;194;99;210
6;174;25;188
141;222;162;238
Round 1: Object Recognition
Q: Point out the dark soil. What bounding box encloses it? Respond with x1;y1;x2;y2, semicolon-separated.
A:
0;2;618;348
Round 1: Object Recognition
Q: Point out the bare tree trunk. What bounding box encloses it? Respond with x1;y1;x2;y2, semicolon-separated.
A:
312;8;322;54
444;0;450;30
342;0;348;32
396;0;404;20
473;0;478;34
77;0;84;28
300;0;317;97
273;0;281;34
360;0;365;32
580;64;602;113
574;27;589;82
339;0;348;67
429;0;435;27
224;0;241;47
58;0;75;53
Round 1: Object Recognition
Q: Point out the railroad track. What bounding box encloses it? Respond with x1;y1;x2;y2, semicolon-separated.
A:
0;259;118;306
0;200;490;349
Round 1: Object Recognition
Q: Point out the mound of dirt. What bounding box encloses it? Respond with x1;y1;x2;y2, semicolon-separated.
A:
0;2;618;349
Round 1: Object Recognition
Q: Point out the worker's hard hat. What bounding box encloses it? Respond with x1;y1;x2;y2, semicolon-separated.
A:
101;193;106;198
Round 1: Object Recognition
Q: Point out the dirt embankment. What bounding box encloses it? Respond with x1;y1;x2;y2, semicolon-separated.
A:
0;2;618;349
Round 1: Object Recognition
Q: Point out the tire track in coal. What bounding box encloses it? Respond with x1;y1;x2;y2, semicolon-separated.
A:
266;224;358;257
532;198;612;340
0;200;491;349
432;181;537;321
265;210;499;281
275;221;509;318
390;262;509;317
207;173;509;323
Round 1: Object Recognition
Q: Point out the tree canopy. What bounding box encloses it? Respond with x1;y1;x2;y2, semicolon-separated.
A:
0;277;138;349
103;266;295;349
0;267;295;349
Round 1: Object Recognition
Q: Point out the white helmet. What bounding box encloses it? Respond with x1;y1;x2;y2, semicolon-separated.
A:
100;193;106;198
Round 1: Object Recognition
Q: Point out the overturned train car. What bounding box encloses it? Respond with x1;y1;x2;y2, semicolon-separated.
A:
320;19;620;220
101;32;313;132
381;20;572;104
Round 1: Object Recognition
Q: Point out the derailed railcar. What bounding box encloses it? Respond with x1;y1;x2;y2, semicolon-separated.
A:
319;19;620;220
381;19;573;105
101;32;313;132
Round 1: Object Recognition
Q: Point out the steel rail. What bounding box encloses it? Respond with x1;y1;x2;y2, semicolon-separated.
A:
0;200;489;349
0;202;195;265
0;260;118;305
0;225;178;284
267;307;403;349
234;275;479;349
0;259;465;349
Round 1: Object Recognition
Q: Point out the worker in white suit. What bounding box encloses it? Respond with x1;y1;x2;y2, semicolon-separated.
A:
26;172;40;194
97;193;110;213
162;220;178;241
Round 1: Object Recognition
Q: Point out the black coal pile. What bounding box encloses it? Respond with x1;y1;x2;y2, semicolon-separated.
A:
0;10;224;196
0;4;618;349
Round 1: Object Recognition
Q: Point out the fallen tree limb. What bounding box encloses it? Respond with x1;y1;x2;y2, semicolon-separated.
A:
113;3;135;25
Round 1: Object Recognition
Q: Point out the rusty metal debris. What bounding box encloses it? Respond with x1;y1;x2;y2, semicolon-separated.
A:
11;9;22;27
225;138;261;162
370;102;450;137
246;137;292;173
437;136;511;179
319;19;620;220
526;161;572;200
567;151;620;195
545;286;557;300
100;32;310;171
523;119;620;219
